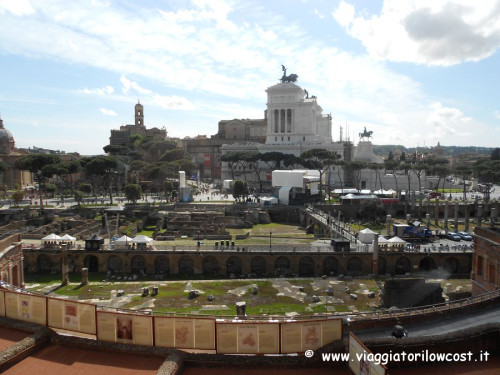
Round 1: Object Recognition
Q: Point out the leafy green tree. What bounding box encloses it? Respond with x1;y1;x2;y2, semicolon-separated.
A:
453;165;473;200
85;155;119;204
125;184;142;204
160;149;189;162
473;159;500;200
12;190;24;207
301;149;340;201
345;160;366;191
383;159;401;195
0;183;7;199
164;180;174;199
74;190;83;207
260;152;285;171
491;148;500;161
221;152;241;180
103;144;128;155
79;183;92;195
232;180;248;202
15;153;61;209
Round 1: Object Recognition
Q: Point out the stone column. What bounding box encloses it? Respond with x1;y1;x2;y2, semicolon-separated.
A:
464;203;470;232
444;200;449;232
372;234;379;277
386;215;392;237
61;249;69;286
435;198;440;226
81;267;89;286
454;201;459;233
477;205;483;228
490;207;497;228
236;301;246;318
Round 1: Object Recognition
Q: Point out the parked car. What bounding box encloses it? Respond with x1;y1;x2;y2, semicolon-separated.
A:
458;231;473;241
446;232;461;241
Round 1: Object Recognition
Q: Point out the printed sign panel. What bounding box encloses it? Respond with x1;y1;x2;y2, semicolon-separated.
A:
281;319;342;354
0;290;5;317
216;323;238;354
97;311;116;343
5;291;46;326
97;311;153;346
154;317;175;348
281;323;302;353
48;298;97;335
194;318;215;350
321;319;342;345
217;322;280;354
349;333;387;375
154;317;215;350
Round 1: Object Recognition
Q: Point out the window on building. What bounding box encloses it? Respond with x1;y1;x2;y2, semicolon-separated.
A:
477;256;484;276
274;110;279;133
288;137;290;141
489;263;495;283
275;137;277;141
303;136;305;142
281;137;283;141
287;109;292;132
280;109;286;133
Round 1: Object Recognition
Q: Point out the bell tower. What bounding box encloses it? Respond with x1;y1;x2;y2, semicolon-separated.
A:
135;101;144;127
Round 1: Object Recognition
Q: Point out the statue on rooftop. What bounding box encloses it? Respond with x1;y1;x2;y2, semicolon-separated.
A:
359;127;373;140
280;65;298;83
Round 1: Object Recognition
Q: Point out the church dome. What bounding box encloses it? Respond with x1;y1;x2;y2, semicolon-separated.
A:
0;117;15;154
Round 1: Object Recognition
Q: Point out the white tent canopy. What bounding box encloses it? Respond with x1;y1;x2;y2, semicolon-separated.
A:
358;228;377;244
60;234;76;243
41;233;62;242
131;235;153;244
114;235;132;244
388;236;407;244
376;236;390;243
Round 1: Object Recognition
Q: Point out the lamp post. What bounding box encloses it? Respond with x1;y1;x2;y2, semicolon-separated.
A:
269;231;272;251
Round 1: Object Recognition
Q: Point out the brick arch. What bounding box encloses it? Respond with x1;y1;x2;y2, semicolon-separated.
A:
299;256;315;277
107;255;122;273
155;256;169;275
323;257;339;276
378;256;387;275
250;256;267;276
179;256;194;276
444;257;460;274
275;256;290;276
84;255;99;273
419;257;437;272
395;256;411;275
347;257;363;276
37;254;53;273
226;256;242;276
131;255;146;274
202;256;218;275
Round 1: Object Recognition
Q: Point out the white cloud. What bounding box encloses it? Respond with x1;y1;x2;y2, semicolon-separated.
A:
152;95;195;111
333;0;500;66
426;101;472;138
313;9;325;19
120;76;151;95
0;0;35;16
332;1;354;27
99;108;117;116
495;110;500;119
81;85;114;95
0;0;497;150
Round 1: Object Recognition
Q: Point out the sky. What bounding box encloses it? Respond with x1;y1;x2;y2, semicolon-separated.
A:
0;0;500;155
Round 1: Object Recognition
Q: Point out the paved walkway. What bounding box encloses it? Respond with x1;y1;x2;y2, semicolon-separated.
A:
355;304;500;339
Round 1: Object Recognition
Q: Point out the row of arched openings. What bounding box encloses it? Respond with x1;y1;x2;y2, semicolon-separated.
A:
34;254;461;276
